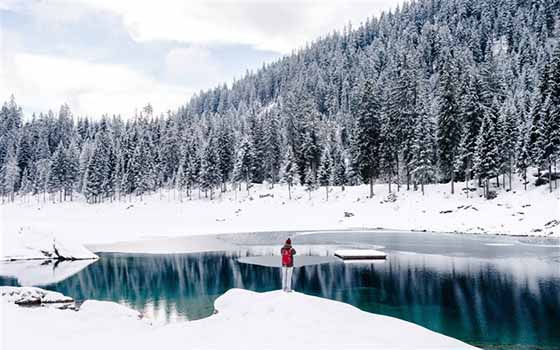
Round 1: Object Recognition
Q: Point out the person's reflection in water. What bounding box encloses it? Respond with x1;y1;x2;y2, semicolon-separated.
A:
281;238;296;292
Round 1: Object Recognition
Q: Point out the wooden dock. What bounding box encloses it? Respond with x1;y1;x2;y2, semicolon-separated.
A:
334;249;387;260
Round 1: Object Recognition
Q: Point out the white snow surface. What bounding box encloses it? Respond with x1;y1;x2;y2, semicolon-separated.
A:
334;249;387;258
0;259;97;286
1;179;558;259
2;287;478;350
0;226;98;261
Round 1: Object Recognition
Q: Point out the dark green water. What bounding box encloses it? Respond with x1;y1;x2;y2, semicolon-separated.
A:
3;249;559;350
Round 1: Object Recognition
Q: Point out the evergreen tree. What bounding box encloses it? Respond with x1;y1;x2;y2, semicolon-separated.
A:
232;136;254;194
281;148;299;200
216;126;234;191
1;151;20;202
65;140;80;200
199;137;220;199
304;166;315;200
352;80;382;197
473;109;500;198
455;70;483;194
331;140;347;190
436;57;461;194
318;147;333;201
48;142;66;202
411;112;436;195
263;111;282;187
516;131;531;190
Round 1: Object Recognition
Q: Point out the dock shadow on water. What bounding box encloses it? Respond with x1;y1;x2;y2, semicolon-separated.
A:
2;248;559;350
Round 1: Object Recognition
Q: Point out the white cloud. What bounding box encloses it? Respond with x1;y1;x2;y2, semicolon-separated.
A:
12;0;402;54
0;52;190;117
165;46;223;88
0;0;404;117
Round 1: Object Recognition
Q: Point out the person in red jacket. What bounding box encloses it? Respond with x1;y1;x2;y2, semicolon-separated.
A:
281;238;296;292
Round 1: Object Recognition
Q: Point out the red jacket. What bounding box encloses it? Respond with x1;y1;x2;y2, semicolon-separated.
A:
281;245;296;267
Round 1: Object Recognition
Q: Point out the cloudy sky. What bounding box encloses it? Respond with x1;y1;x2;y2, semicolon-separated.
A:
0;0;401;118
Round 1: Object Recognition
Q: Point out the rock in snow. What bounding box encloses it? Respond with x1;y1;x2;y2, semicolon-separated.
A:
2;287;478;350
0;286;73;305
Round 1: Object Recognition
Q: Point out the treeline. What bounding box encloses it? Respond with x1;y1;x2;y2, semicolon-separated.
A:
0;0;559;203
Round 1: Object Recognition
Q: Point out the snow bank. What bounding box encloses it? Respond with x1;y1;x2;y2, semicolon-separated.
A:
2;287;478;350
0;259;96;286
0;226;98;261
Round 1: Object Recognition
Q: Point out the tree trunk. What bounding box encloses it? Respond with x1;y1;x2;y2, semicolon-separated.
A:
524;168;527;191
421;179;425;196
549;159;553;193
495;175;500;188
288;183;291;200
388;174;392;194
369;176;374;198
451;171;455;194
406;166;410;191
246;174;250;196
555;160;558;189
325;185;329;201
396;154;401;192
465;164;470;199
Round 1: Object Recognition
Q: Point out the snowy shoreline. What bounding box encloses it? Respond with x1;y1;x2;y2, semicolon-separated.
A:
2;286;478;350
2;181;559;261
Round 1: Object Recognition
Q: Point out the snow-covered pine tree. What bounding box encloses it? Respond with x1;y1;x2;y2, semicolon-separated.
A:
184;138;200;199
199;136;220;200
281;148;299;200
64;139;80;201
352;80;381;197
19;167;33;201
540;44;560;191
331;139;347;191
130;131;156;199
498;98;519;191
301;103;322;183
48;142;66;202
232;136;254;195
304;166;315;200
318;146;332;201
411;110;436;195
262;110;282;187
516;131;531;191
455;69;483;195
247;109;265;183
473;106;500;198
436;55;461;194
215;125;234;192
1;151;20;202
379;110;398;193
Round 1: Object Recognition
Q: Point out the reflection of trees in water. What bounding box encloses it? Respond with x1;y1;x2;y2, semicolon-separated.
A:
296;256;560;348
45;252;560;348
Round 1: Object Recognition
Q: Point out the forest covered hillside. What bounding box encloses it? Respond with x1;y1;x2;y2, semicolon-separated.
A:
1;0;559;203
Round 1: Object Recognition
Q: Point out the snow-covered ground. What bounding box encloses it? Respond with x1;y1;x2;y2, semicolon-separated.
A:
1;179;558;260
0;226;98;261
1;287;478;350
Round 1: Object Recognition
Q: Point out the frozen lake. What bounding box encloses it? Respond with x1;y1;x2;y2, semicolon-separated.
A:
1;230;559;350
